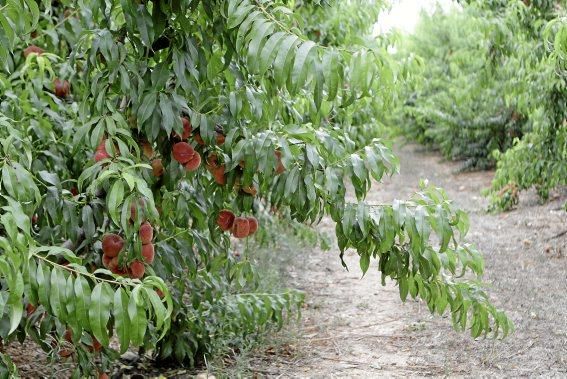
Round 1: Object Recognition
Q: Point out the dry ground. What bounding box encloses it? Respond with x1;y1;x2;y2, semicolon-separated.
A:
247;144;567;378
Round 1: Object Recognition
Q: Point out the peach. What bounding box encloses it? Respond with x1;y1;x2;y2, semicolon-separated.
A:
95;140;111;162
101;234;124;258
179;117;192;140
129;260;145;279
193;132;205;146
130;199;147;222
242;185;257;196
232;217;250;239
184;153;201;172
247;217;258;235
141;243;155;264
23;45;44;58
172;142;195;164
102;254;119;270
59;348;73;358
275;150;285;174
63;328;73;343
111;266;128;276
91;337;102;352
94;150;110;162
141;141;154;158
26;303;36;316
151;159;164;177
211;165;226;185
139;222;153;244
54;78;70;98
205;153;219;169
109;256;119;271
217;210;235;231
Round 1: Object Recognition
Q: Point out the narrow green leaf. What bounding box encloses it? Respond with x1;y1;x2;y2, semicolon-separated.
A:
113;288;131;354
107;180;125;226
291;41;317;92
88;283;112;347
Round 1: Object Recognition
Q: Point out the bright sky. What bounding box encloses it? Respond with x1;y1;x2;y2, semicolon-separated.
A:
376;0;456;34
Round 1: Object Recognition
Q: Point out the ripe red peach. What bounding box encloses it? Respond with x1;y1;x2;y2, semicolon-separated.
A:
95;140;111;162
232;217;250;239
54;78;70;98
91;337;102;352
94;150;110;162
26;303;37;316
141;243;155;264
184;153;201;172
211;165;226;185
63;328;73;343
172;142;195;164
217;210;235;231
139;222;153;244
141;141;154;158
130;199;147;222
193;133;205;146
101;234;124;258
242;185;257;196
23;45;44;58
179;117;192;140
151;159;164;177
111;266;128;276
129;260;145;279
102;254;116;270
247;217;258;235
275;150;285;174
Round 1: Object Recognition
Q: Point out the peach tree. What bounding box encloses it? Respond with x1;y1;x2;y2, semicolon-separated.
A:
0;0;512;376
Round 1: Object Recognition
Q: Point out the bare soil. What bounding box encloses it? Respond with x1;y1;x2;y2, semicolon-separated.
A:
249;143;567;378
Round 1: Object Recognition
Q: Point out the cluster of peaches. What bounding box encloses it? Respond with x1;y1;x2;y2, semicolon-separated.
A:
171;117;203;171
101;220;154;279
217;210;258;238
92;112;286;200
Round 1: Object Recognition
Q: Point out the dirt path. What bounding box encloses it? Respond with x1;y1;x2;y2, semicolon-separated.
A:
252;144;567;378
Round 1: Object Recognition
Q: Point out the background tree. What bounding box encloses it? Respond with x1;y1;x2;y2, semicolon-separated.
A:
392;0;566;210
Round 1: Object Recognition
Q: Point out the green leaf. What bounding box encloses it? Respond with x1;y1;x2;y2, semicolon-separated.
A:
258;31;287;74
88;283;112;347
159;93;176;136
359;253;370;276
49;268;66;320
291;41;317;93
274;35;299;86
113;288;131;354
74;276;91;329
107;180;125;226
7;270;23;335
36;263;50;308
143;286;167;333
138;92;157;125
